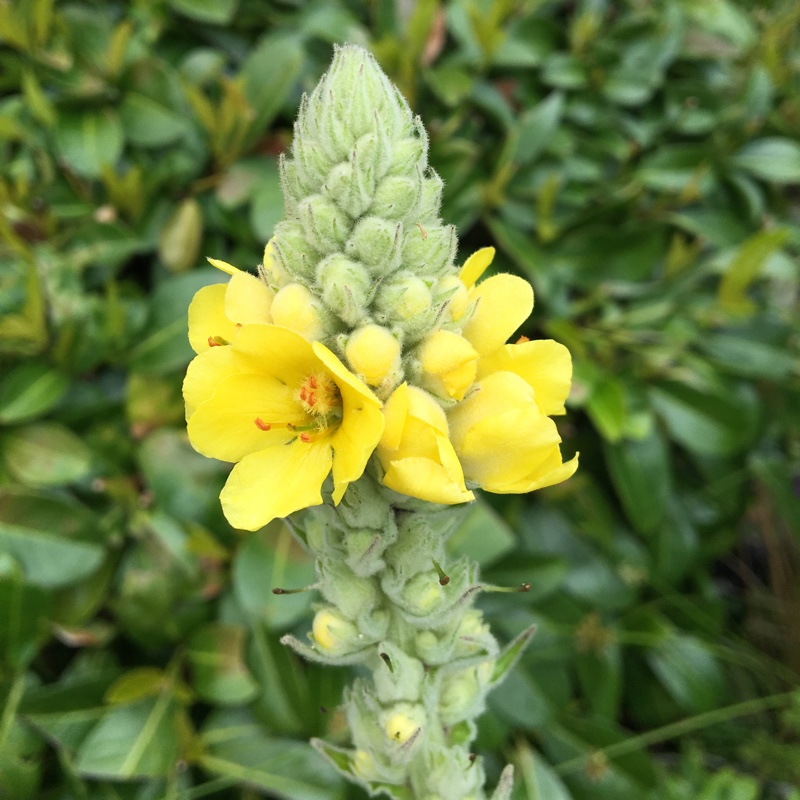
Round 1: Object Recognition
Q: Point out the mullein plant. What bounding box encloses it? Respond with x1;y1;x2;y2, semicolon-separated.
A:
184;44;577;800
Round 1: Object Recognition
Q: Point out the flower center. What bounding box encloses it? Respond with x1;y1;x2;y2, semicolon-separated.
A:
252;371;343;444
296;373;341;417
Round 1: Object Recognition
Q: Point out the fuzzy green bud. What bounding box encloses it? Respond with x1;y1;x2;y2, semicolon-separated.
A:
382;703;426;747
317;254;371;325
298;194;351;255
375;273;436;339
271;220;321;283
402;224;456;277
438;661;494;725
388;133;427;176
418;172;444;221
345;216;402;274
312;608;362;657
371;175;421;221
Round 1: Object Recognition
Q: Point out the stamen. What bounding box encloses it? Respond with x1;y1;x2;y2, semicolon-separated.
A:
309;376;317;389
307;392;316;406
300;387;308;401
516;335;530;344
300;433;311;442
208;335;229;347
254;418;271;431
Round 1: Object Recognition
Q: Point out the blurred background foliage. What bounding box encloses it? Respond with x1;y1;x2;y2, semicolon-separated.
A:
0;0;799;797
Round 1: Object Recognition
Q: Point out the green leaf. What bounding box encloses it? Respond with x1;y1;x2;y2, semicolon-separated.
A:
200;708;345;800
513;741;574;800
0;488;104;588
54;109;123;178
647;634;726;713
248;160;284;242
119;92;188;148
717;228;789;314
75;696;184;779
233;523;315;631
168;0;238;24
575;642;622;720
0;715;44;800
650;380;760;458
604;429;671;536
158;198;204;273
0;361;68;424
700;332;796;379
240;34;303;146
1;422;92;487
188;623;258;705
447;499;516;567
514;92;563;166
585;375;627;442
732;137;800;184
0;572;51;670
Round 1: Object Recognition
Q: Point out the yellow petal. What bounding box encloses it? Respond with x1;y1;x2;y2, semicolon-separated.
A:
183;346;240;420
313;342;384;503
459;247;495;289
406;386;448;434
225;271;274;325
477;339;572;415
418;330;478;401
461;274;533;356
220;438;333;530
207;257;240;276
187;373;303;463
188;284;237;354
380;383;410;451
494;452;579;494
232;324;318;387
382;455;473;505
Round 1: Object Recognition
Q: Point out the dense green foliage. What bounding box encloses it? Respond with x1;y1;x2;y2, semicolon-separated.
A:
1;0;799;798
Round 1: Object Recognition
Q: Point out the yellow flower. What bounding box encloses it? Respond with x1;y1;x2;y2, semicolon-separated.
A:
417;329;478;401
445;248;578;492
188;258;274;354
377;384;474;505
183;324;384;530
448;371;578;493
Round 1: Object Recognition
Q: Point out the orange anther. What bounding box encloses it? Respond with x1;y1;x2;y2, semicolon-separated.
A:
307;392;316;406
208;336;220;347
300;432;311;442
309;376;318;389
254;418;271;431
300;387;307;401
516;335;530;344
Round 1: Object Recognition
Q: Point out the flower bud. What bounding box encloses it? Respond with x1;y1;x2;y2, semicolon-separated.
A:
325;160;372;219
375;274;436;338
417;330;478;401
345;324;401;386
438;661;494;725
297;194;351;255
388;135;426;176
352;750;379;781
418;171;443;220
435;275;469;322
370;175;420;221
345;216;402;274
401;224;456;279
270;283;329;341
312;608;362;656
401;570;446;616
382;703;426;745
317;254;372;325
271;220;322;282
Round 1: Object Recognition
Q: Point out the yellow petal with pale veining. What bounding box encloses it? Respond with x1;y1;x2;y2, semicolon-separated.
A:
461;274;533;357
220;438;334;530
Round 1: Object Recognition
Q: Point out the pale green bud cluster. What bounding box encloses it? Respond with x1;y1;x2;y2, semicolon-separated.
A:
283;472;524;800
264;44;464;395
